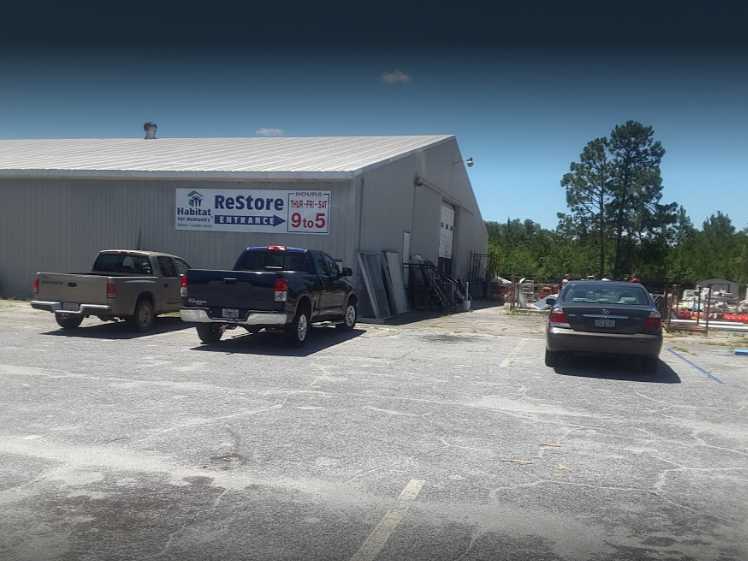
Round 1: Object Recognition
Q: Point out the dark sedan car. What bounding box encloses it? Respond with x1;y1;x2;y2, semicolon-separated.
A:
545;281;663;371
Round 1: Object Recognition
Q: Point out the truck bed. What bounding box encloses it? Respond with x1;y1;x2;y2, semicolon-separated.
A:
36;272;155;305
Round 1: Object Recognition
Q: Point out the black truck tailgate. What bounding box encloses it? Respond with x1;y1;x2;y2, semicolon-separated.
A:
185;269;282;312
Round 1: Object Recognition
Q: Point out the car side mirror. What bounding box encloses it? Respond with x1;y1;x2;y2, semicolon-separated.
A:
546;297;557;306
340;267;353;277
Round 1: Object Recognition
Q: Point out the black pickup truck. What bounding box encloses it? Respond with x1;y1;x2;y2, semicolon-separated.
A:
179;245;358;345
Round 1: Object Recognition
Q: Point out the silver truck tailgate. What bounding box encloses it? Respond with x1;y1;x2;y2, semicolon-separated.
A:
37;273;109;305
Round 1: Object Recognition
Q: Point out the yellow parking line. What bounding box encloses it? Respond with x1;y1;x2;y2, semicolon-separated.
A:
500;338;527;368
349;479;424;561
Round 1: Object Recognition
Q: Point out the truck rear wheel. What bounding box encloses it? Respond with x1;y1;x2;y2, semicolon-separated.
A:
286;308;310;346
128;298;155;332
55;313;83;330
337;299;357;330
197;324;224;344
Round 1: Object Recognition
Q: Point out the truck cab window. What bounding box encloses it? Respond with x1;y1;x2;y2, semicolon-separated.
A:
236;249;310;272
311;252;329;277
174;259;190;275
284;253;308;272
157;257;177;277
134;256;153;275
93;253;152;274
324;254;340;277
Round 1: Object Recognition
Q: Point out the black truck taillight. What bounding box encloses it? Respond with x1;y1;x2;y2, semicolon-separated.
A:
179;274;188;298
274;277;288;302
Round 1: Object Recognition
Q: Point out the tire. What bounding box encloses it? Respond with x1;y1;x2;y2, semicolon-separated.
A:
337;300;357;330
197;324;224;344
286;307;310;346
128;298;155;332
641;357;659;374
545;349;558;367
55;313;83;330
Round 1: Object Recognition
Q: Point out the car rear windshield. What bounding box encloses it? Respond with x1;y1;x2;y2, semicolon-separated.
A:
563;284;650;305
92;253;153;275
234;250;309;272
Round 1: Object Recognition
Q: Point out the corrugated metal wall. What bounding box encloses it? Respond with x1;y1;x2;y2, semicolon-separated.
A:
359;138;488;279
0;178;356;298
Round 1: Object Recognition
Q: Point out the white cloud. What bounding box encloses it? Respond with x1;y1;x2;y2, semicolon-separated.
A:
381;69;411;85
256;128;285;137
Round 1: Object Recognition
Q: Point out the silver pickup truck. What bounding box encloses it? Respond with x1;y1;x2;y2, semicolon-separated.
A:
31;250;191;331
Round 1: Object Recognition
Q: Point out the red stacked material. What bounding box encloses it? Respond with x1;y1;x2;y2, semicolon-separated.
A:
722;313;748;324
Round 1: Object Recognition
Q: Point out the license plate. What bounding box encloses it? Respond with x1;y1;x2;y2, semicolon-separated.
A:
594;318;616;328
62;302;79;311
222;308;240;320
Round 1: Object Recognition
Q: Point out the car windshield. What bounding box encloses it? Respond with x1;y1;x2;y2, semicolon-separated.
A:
564;284;649;305
234;250;308;272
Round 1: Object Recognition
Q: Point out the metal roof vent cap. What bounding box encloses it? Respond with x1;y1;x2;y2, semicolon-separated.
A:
144;122;158;140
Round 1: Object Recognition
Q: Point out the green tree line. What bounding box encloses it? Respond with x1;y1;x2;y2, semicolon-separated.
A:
486;121;748;284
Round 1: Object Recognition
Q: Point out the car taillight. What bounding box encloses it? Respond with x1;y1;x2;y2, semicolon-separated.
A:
32;275;40;296
549;308;570;327
267;245;286;252
274;277;288;302
179;274;188;298
106;279;117;299
643;312;662;332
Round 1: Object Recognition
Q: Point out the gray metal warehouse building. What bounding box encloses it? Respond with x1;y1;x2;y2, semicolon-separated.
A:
0;135;487;309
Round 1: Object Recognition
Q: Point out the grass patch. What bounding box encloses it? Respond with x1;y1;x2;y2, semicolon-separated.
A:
703;337;748;349
0;298;27;309
509;308;548;316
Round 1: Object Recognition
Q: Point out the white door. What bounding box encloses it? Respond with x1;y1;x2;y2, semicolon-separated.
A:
439;204;455;260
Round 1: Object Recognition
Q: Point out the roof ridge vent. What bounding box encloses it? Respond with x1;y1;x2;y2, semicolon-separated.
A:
144;122;157;140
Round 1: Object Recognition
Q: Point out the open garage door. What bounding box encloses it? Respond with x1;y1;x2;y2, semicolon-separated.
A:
439;203;455;276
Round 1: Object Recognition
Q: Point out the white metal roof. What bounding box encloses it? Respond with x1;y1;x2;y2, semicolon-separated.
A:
0;136;453;180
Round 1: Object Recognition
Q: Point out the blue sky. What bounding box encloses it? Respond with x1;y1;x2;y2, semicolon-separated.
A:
1;47;746;229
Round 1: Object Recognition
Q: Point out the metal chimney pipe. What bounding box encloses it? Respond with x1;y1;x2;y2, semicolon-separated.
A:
144;122;158;140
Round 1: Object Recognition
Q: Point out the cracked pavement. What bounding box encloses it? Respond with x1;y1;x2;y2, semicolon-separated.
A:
0;300;747;560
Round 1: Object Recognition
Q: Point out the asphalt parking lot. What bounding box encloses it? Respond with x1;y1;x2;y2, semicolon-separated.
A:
1;300;747;561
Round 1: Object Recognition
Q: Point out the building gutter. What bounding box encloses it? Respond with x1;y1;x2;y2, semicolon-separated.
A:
414;175;474;216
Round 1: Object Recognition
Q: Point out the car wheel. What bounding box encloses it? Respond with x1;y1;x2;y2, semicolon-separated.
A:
286;308;310;346
55;313;83;329
545;349;559;367
337;300;357;330
197;324;224;344
641;357;659;374
128;298;155;332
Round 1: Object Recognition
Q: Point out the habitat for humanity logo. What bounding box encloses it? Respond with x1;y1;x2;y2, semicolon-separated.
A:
177;190;211;218
187;191;203;207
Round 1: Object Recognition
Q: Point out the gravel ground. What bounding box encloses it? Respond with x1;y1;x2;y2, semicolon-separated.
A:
1;300;747;561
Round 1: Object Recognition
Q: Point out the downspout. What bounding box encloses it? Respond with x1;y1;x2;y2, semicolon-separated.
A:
410;173;418;250
357;175;365;254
